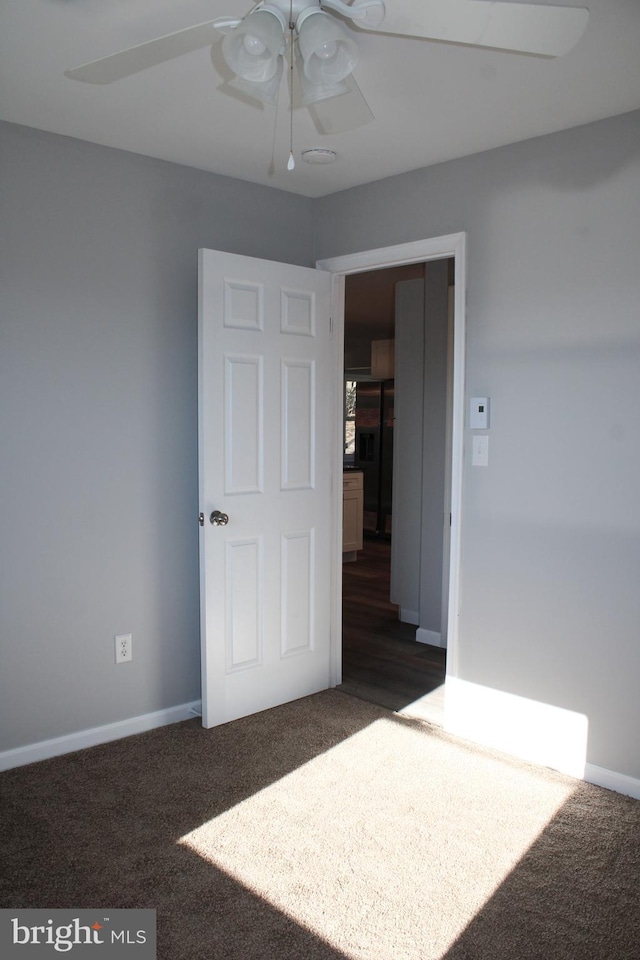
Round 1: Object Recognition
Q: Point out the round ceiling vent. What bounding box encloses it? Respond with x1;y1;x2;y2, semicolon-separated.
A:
301;148;338;165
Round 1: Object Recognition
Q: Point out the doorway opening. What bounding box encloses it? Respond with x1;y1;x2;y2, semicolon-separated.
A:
336;259;453;718
318;232;467;726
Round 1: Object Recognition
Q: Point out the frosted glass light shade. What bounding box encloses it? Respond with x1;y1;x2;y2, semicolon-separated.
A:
297;11;358;84
229;57;284;104
222;10;285;83
295;55;348;106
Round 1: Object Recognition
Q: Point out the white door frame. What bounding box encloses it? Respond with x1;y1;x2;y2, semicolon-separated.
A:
317;232;467;688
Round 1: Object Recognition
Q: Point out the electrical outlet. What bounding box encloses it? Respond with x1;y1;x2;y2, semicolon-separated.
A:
115;633;132;664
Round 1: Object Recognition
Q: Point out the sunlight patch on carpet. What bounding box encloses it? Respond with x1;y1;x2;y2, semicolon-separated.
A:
179;715;575;960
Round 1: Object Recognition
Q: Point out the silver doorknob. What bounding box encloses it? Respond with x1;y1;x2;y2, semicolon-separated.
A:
210;510;229;526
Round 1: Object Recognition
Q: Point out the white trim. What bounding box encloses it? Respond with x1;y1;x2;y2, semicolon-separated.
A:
416;628;443;647
318;232;467;690
329;272;346;687
4;696;638;801
585;763;640;801
317;235;466;277
440;286;455;647
0;701;202;772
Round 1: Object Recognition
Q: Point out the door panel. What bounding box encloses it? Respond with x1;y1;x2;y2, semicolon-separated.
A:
281;529;314;657
198;249;334;728
225;537;262;672
224;354;263;494
281;359;314;490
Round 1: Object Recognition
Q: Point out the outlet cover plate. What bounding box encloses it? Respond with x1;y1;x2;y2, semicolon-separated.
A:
115;633;132;664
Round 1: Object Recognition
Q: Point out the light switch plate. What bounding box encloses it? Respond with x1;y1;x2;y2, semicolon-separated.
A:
472;435;489;467
470;397;490;430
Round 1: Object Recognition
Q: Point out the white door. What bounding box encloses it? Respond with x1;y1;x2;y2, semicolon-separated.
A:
198;249;335;728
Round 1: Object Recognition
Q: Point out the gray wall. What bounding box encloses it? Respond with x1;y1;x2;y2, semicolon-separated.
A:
391;268;449;639
3;110;640;782
0;121;314;752
315;109;640;779
391;279;425;621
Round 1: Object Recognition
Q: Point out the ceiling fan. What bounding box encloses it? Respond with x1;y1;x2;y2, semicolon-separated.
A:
66;1;589;156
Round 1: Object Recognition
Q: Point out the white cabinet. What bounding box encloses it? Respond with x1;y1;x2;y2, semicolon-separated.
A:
343;471;363;561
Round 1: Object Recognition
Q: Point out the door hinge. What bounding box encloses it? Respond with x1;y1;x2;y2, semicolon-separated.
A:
449;513;452;527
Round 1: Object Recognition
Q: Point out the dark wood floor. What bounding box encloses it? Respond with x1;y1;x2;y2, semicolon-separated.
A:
339;539;446;712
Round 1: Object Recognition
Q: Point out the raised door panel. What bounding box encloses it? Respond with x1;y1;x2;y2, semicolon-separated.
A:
224;355;264;495
281;359;314;491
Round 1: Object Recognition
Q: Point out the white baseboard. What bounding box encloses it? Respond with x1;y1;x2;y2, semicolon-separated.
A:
416;627;444;647
400;608;419;626
4;692;639;802
0;700;202;772
584;763;640;801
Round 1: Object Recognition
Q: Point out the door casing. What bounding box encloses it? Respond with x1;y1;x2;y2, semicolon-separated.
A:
317;233;467;690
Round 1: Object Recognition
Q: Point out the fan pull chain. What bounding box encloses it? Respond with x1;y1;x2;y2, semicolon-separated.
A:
287;4;295;170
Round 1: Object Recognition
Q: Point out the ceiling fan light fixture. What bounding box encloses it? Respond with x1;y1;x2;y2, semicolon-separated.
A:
222;8;286;83
228;56;284;104
297;10;358;85
295;55;348;106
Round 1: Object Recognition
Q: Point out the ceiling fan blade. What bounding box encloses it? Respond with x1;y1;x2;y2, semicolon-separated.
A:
359;0;589;57
308;74;374;135
65;20;224;84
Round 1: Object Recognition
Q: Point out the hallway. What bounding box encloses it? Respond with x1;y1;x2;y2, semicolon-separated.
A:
339;539;446;713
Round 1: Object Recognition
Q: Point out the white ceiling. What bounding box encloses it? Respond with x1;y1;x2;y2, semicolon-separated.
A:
1;0;639;198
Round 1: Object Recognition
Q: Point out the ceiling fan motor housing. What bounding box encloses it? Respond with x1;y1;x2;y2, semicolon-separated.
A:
252;1;386;30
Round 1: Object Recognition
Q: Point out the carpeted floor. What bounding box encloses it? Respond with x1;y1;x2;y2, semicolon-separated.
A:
2;690;639;959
